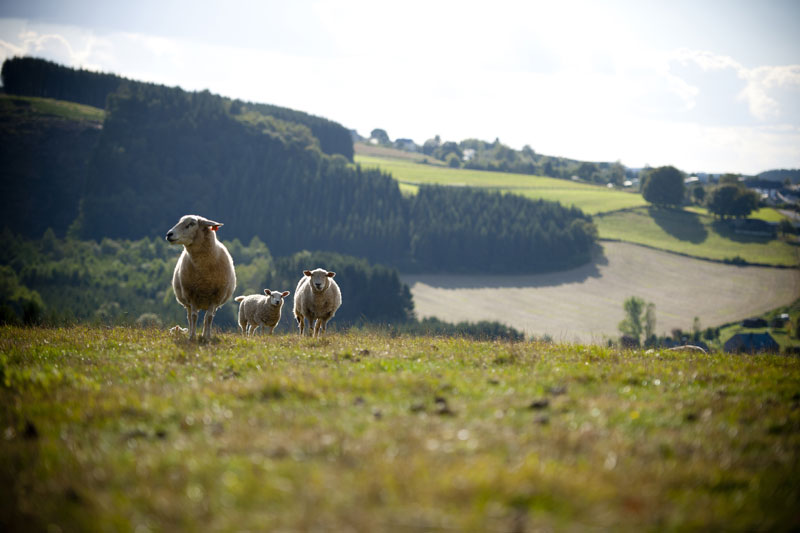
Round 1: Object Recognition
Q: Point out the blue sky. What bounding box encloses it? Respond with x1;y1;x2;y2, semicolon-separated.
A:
1;0;798;174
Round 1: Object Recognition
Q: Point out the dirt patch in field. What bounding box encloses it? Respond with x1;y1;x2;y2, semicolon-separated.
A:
403;241;800;344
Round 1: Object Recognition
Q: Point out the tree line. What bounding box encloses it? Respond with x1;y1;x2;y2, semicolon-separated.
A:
367;131;629;185
1;56;353;160
0;229;524;340
2;65;598;274
641;166;762;219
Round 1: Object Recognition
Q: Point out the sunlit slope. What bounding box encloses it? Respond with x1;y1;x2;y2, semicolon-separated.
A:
2;326;798;531
595;207;799;266
355;154;647;215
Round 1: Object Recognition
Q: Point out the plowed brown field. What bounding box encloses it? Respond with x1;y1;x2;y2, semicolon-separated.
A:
404;241;800;344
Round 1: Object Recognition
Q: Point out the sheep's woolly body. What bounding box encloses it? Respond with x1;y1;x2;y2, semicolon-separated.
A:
293;268;342;338
235;290;289;335
167;215;236;340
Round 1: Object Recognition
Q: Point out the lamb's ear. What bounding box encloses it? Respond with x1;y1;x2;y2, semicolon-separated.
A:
281;291;290;298
264;289;271;296
304;270;312;277
199;218;223;231
327;271;336;278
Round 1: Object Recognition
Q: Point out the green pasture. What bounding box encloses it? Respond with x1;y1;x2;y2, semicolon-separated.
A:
596;207;799;266
0;94;105;122
1;326;798;531
355;154;648;215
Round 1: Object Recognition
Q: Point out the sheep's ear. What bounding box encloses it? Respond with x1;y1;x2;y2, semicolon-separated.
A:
199;218;223;231
264;289;271;296
304;270;312;276
281;291;290;298
327;271;336;278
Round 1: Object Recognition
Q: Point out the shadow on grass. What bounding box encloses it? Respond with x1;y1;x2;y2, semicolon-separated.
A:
711;219;776;244
648;206;708;244
402;244;609;289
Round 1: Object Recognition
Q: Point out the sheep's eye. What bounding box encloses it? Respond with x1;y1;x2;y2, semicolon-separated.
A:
186;221;195;228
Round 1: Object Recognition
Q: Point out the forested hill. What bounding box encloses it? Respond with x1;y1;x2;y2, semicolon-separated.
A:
1;56;353;160
1;57;598;274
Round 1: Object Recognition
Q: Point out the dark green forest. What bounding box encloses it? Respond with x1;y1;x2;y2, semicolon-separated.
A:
1;56;597;274
0;230;525;340
0;231;412;330
1;56;354;160
0;57;597;338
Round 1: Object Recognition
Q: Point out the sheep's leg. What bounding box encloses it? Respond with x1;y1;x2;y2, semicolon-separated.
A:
238;317;246;336
202;309;215;340
313;318;323;338
187;307;199;340
296;314;305;336
268;326;276;335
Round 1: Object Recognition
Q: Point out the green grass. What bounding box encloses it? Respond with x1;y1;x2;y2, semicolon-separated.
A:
596;207;800;266
2;326;798;531
0;94;105;122
355;154;648;215
687;205;792;224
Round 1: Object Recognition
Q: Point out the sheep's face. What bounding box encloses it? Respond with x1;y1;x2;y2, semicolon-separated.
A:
166;215;222;245
264;289;290;307
304;269;335;293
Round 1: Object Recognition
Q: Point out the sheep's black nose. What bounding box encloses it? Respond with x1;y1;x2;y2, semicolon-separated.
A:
166;231;173;240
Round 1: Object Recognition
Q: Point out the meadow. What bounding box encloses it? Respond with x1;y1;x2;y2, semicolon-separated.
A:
1;326;798;531
595;207;800;267
355;148;797;268
0;94;105;123
354;154;648;215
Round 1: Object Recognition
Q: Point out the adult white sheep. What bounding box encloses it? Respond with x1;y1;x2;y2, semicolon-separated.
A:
235;289;290;336
293;268;341;338
166;215;236;341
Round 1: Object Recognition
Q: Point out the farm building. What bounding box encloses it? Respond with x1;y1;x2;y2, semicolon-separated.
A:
723;332;780;354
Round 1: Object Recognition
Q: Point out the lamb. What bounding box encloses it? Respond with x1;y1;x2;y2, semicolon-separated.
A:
293;268;342;338
166;215;236;341
235;289;290;336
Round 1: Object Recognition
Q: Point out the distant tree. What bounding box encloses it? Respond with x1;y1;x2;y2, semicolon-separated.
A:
576;162;597;181
607;162;625;186
644;303;657;340
641;166;685;207
370;128;390;145
445;152;461;168
707;184;759;219
779;219;794;236
421;135;441;156
691;185;706;204
732;188;759;217
619;296;646;345
437;141;462;162
719;173;741;186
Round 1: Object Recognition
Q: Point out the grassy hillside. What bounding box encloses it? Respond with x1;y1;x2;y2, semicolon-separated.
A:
2;326;798;531
596;207;799;266
355;148;798;268
355;154;647;215
0;94;105;123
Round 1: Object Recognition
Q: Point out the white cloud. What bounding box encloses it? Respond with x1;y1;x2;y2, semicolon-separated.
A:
0;14;797;174
667;48;800;122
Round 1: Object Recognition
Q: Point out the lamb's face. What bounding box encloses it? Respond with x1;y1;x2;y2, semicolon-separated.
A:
166;215;222;245
304;269;335;293
264;289;290;306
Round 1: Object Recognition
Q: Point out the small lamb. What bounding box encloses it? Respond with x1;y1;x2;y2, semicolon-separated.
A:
293;268;342;338
166;215;236;341
235;289;291;336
